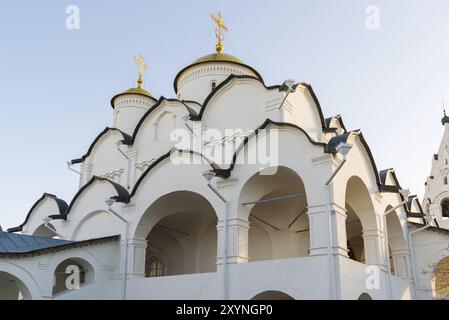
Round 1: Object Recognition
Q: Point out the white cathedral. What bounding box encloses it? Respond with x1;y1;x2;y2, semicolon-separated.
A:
1;15;449;300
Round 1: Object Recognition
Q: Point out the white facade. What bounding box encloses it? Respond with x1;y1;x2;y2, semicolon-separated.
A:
423;119;449;229
1;49;449;300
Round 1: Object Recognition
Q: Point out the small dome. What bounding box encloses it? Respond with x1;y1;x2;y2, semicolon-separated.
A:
110;86;154;108
442;110;449;125
124;87;152;97
192;52;245;65
174;52;262;94
442;115;449;125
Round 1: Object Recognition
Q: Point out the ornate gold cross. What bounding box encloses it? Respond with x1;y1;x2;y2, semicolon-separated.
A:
210;12;228;54
134;54;148;88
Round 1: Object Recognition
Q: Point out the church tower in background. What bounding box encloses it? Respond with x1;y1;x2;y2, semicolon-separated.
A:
423;111;449;229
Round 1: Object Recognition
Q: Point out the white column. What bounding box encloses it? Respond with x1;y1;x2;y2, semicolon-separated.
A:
126;149;138;190
307;204;329;256
217;218;249;265
391;248;413;281
363;228;387;270
125;237;147;278
331;203;349;257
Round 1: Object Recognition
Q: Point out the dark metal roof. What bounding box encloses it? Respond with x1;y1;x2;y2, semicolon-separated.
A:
406;195;425;217
379;168;402;191
325;132;354;153
0;234;119;259
379;169;390;186
324;115;347;133
0;230;72;254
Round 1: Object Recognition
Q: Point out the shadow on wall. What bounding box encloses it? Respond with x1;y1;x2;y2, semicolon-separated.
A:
0;271;31;300
141;191;218;278
241;166;310;262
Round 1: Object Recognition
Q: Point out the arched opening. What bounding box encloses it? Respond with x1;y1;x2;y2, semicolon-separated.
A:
140;191;218;277
52;258;94;296
32;223;58;238
441;199;449;218
385;207;409;279
0;272;31;300
251;290;294;300
241;166;309;262
346;205;364;263
345;176;378;265
434;256;449;299
358;292;373;300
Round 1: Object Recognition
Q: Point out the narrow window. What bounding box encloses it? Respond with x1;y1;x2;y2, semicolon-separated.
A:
442;199;449;218
445;176;448;185
211;81;217;91
149;258;165;277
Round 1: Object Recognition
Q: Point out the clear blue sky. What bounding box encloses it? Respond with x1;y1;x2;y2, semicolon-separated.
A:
1;0;448;229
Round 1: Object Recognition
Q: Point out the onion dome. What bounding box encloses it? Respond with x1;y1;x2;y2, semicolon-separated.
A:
174;52;263;93
173;13;263;102
111;55;155;108
442;110;449;125
111;55;157;134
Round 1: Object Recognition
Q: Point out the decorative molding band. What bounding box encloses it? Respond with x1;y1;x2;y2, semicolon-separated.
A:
311;155;332;167
217;177;239;190
178;64;254;89
114;95;154;109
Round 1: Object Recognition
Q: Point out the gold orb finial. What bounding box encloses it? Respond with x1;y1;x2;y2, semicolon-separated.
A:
133;54;148;89
210;12;228;54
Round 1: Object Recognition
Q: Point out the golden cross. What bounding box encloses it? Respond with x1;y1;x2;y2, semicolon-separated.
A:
210;12;228;53
133;54;148;88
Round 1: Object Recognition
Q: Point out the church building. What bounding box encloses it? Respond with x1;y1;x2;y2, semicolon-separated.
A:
1;14;449;300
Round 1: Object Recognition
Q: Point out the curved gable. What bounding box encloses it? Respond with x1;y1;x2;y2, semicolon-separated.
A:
50;176;129;221
283;83;327;141
132;99;192;165
130;97;193;142
71;127;132;165
208;119;327;178
330;131;382;192
129;148;225;199
199;76;280;135
8;193;68;233
192;75;280;115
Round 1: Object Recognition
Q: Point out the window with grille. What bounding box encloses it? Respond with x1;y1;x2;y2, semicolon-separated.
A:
148;257;165;277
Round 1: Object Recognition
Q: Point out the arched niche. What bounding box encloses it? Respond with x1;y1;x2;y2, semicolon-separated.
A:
434;256;449;299
136;191;218;277
52;258;95;296
239;166;310;262
0;272;32;300
385;206;409;279
345;176;379;265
